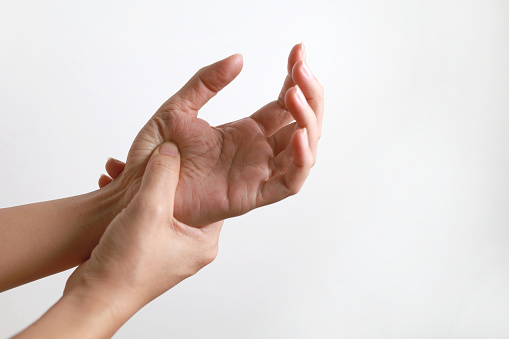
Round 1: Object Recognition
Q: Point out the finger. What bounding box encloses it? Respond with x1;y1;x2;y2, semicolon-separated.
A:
287;42;306;75
98;174;113;188
258;128;313;205
167;54;243;117
271;147;293;174
136;142;181;214
291;60;324;137
250;100;293;137
279;42;306;108
105;158;126;180
285;86;319;163
251;43;305;136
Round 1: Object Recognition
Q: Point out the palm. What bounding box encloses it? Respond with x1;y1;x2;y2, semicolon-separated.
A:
176;116;273;223
127;107;292;226
121;44;321;227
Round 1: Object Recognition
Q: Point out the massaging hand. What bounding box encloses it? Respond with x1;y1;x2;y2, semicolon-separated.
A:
111;43;323;226
66;142;222;322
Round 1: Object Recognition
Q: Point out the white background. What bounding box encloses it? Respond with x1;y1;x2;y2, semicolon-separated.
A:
1;0;508;338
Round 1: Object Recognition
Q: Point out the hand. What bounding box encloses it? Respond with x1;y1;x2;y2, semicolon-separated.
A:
66;142;223;321
14;143;221;338
114;43;324;227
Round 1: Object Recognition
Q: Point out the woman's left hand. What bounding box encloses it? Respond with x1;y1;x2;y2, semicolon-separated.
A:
66;141;223;329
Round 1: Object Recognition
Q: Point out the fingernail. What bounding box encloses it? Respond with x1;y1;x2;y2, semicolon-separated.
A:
159;141;178;156
300;41;306;61
302;127;309;143
295;85;307;104
302;61;313;78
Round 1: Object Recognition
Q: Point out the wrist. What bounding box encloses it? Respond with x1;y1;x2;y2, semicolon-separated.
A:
103;164;143;211
65;182;130;264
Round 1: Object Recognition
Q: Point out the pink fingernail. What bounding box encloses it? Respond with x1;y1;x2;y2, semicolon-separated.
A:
295;85;307;104
159;142;178;156
302;127;308;142
302;62;313;78
300;41;306;61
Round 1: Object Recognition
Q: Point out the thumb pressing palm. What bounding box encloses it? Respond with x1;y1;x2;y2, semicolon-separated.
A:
65;141;223;316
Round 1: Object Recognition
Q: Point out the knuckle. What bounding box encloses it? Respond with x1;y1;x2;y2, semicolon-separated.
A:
206;245;219;264
131;200;167;221
204;66;229;92
159;95;183;113
166;93;197;113
276;95;286;110
289;187;301;196
286;182;302;196
146;202;167;219
198;250;217;267
195;243;219;268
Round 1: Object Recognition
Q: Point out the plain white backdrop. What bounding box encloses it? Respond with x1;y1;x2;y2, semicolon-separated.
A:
1;0;508;338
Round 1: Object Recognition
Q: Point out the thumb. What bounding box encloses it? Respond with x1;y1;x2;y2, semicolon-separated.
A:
137;141;181;210
169;53;243;116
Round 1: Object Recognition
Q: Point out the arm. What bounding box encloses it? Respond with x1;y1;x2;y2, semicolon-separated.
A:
11;293;123;339
13;142;222;338
0;182;125;292
116;42;323;226
0;43;323;291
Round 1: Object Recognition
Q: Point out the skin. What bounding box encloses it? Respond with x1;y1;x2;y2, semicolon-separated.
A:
116;42;323;226
14;142;223;338
0;43;323;292
2;43;324;337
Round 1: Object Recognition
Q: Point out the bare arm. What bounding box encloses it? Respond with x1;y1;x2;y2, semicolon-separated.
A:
11;293;123;339
13;142;222;338
0;182;125;292
0;42;323;292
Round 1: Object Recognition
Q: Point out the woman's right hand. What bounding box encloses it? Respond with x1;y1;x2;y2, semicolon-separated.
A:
106;43;323;228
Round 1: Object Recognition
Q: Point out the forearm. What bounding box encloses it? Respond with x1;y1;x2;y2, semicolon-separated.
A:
12;291;131;339
0;183;125;292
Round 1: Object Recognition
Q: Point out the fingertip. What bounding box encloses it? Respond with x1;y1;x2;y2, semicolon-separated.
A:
288;43;305;75
300;41;306;61
98;174;112;188
231;53;243;62
222;53;243;70
106;157;120;164
105;157;126;179
174;53;243;115
222;53;244;73
152;141;181;176
285;84;299;102
285;85;311;119
137;142;181;206
159;141;179;157
105;157;115;170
